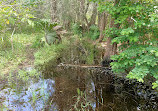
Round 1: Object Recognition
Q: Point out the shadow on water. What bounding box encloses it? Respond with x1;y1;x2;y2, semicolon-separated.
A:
0;66;158;111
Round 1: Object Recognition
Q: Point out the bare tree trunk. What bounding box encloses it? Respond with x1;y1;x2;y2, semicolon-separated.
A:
76;1;97;31
112;23;120;55
89;3;97;27
97;12;101;27
103;36;112;61
103;16;118;61
98;12;108;42
79;0;85;22
51;0;57;22
75;0;81;23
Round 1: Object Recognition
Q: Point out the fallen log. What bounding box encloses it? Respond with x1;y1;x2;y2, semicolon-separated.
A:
57;63;109;69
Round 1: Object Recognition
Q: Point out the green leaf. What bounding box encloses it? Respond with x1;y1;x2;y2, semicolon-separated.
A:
155;52;158;57
8;17;15;25
77;88;80;95
152;81;158;89
120;28;134;35
21;18;26;22
27;19;34;27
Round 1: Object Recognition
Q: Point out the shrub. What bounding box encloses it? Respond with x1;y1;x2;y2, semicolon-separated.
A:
86;25;100;40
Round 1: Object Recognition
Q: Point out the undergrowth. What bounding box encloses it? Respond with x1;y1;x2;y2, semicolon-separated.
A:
0;32;44;75
0;41;26;75
34;36;103;73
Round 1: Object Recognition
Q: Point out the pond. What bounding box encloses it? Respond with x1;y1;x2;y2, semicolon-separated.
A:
0;66;158;111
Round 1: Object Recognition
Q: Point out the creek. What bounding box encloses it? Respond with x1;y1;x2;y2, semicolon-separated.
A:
0;66;158;111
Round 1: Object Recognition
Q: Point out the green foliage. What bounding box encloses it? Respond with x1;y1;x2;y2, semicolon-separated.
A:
0;33;38;75
31;19;59;46
22;0;44;6
97;0;158;89
71;23;83;37
0;1;35;29
0;0;36;53
31;33;45;48
34;19;58;32
111;45;158;82
18;69;39;82
86;25;100;40
0;34;12;51
34;40;70;71
71;88;92;111
45;31;58;45
34;37;102;72
72;23;100;40
80;39;98;64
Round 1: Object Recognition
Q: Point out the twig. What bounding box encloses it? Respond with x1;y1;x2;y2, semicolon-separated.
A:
131;17;137;23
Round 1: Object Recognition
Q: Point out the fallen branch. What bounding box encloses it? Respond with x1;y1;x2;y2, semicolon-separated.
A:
57;63;108;68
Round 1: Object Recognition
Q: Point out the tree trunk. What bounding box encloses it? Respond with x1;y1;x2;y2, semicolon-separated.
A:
102;0;120;66
79;0;85;22
51;0;57;22
89;3;97;27
103;17;118;64
103;37;112;61
98;12;108;42
98;12;101;28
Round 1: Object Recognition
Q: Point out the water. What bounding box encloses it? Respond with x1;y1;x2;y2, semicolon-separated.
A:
0;67;158;111
0;78;55;111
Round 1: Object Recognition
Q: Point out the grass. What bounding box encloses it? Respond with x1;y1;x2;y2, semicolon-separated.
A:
0;32;44;75
0;44;26;74
71;88;93;111
0;31;44;95
0;30;102;83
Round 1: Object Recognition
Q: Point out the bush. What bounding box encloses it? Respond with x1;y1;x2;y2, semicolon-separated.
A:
86;25;100;40
71;23;83;36
31;33;45;48
34;40;70;72
34;37;102;73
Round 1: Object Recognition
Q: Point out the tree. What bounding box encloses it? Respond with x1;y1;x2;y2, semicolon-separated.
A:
51;0;57;22
97;0;158;89
96;0;120;65
53;0;98;30
0;0;35;51
97;12;108;42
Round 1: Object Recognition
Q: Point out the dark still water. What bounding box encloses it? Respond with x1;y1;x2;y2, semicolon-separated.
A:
0;67;158;111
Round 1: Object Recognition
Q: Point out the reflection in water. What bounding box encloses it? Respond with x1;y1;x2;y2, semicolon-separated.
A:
91;69;115;111
0;67;158;111
0;79;55;111
47;68;88;111
48;67;158;111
